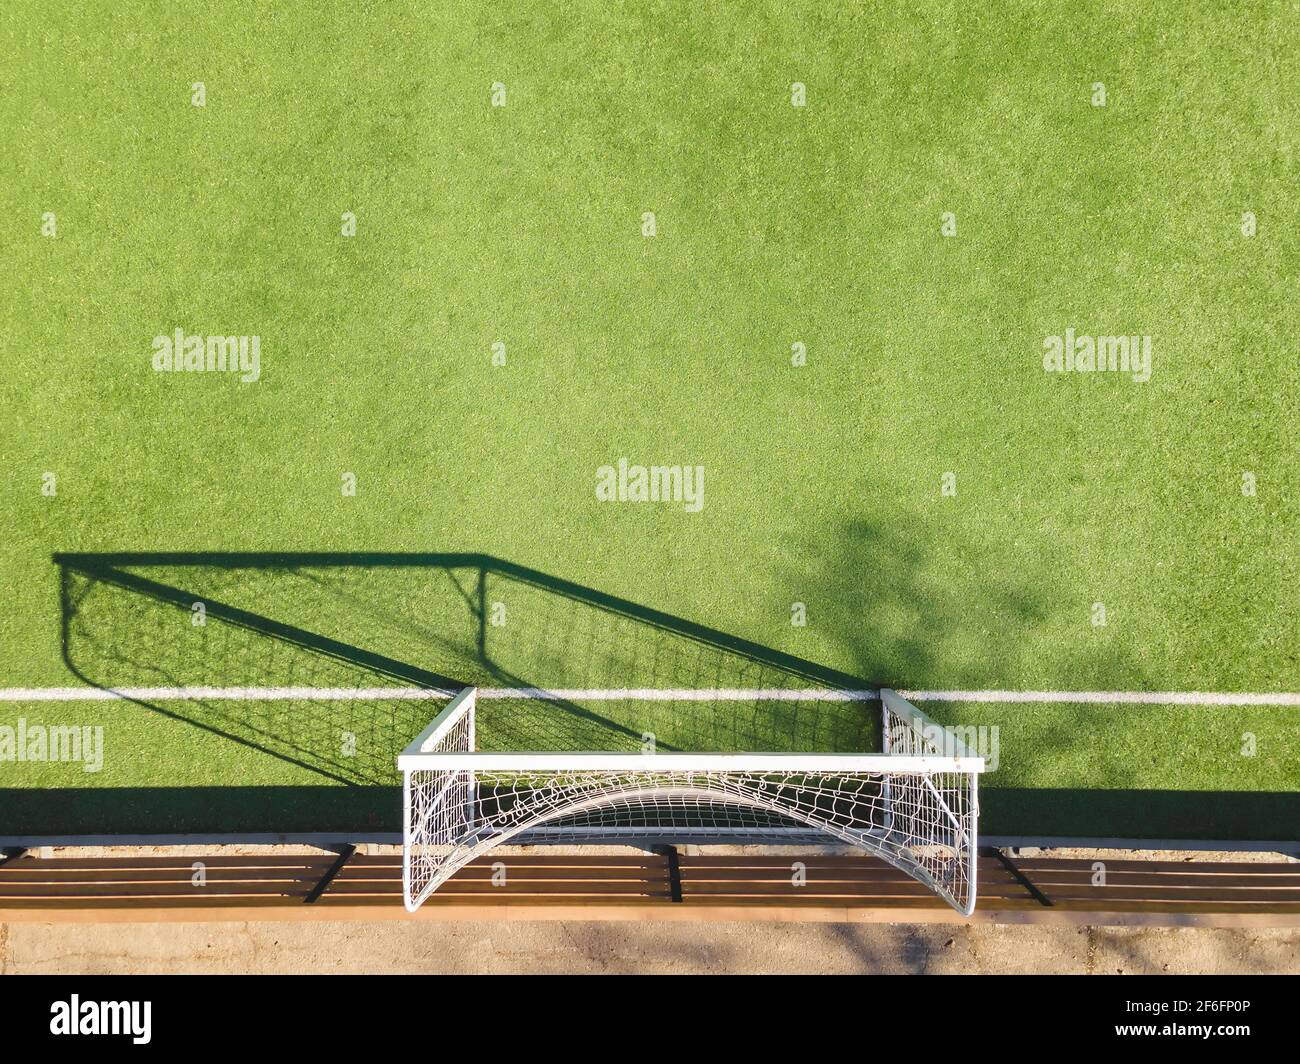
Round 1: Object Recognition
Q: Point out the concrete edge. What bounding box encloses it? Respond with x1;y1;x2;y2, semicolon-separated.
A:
2;833;1296;854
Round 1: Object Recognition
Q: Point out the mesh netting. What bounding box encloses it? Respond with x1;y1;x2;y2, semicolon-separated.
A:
403;690;981;914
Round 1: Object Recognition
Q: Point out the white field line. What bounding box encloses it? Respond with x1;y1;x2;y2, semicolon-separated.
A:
903;689;1300;706
0;686;1297;706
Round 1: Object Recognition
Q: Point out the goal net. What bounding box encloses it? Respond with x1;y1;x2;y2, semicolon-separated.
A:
401;687;984;914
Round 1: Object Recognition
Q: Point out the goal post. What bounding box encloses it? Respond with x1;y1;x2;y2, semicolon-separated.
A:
400;687;984;914
401;686;477;910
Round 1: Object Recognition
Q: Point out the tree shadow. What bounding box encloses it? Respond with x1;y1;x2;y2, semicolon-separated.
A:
786;517;1299;840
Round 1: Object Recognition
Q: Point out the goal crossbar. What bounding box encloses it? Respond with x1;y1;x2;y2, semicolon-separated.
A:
399;751;982;773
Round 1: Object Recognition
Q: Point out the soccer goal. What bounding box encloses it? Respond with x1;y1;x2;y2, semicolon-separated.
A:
400;687;984;914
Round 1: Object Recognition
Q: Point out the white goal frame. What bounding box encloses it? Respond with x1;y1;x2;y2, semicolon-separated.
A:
400;687;984;914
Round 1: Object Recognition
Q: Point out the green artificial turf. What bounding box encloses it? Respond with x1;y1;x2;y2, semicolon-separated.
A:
1;2;1296;839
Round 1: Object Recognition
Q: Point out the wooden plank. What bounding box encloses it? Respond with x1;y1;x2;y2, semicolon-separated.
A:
0;856;665;881
1001;857;1300;875
1001;886;1300;903
0;896;323;911
403;894;670;906
0;867;334;884
996;870;1300;888
18;898;647;913
439;860;666;875
679;860;949;875
0;853;671;873
398;865;665;881
683;882;959;898
678;855;899;868
454;855;669;868
1019;894;1300;910
0;855;339;871
678;866;1020;884
0;868;670;894
683;894;957;909
325;880;666;897
0;882;315;898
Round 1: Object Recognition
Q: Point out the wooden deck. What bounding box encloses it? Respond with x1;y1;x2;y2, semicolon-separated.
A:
2;849;1298;926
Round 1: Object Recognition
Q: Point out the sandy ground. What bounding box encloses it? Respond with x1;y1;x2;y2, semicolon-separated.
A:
3;919;1298;974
